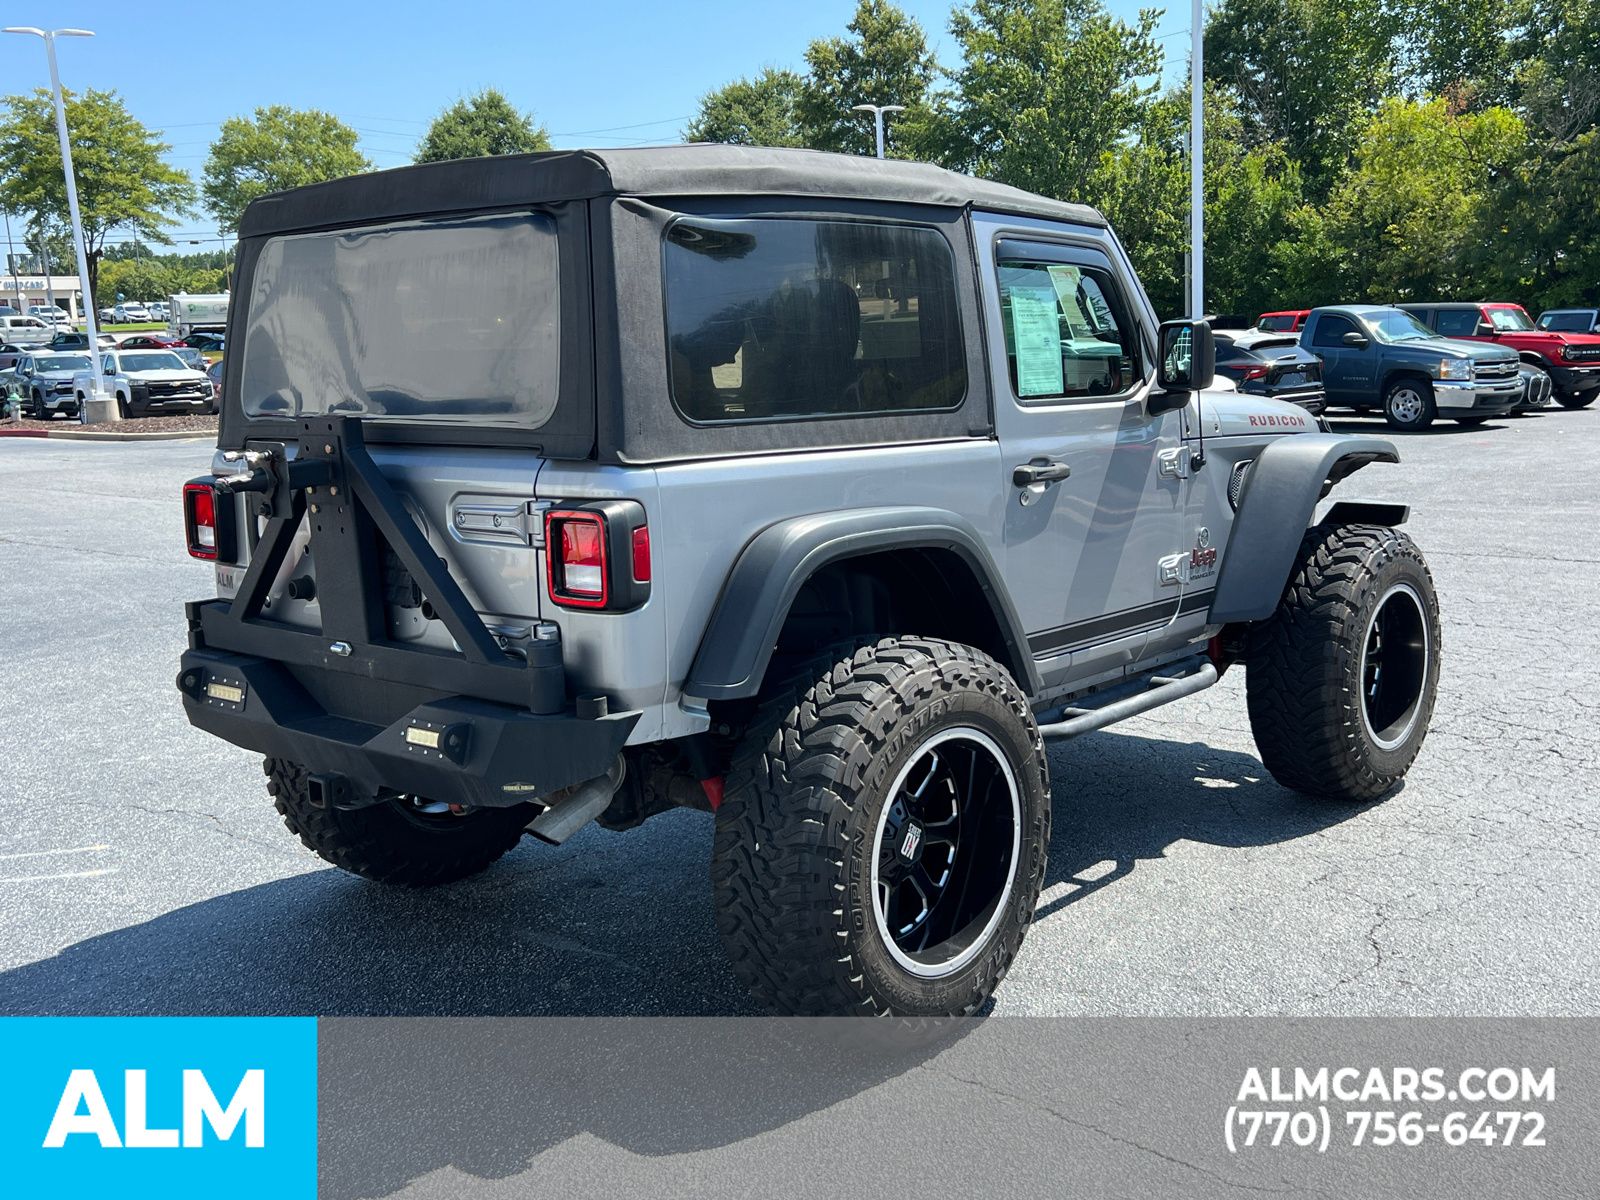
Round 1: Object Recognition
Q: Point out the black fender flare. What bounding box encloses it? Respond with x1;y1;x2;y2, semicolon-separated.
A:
1209;434;1401;624
684;506;1039;701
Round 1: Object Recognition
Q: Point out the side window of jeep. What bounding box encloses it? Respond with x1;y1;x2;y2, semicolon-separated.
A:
994;254;1138;402
663;217;966;424
1433;309;1479;337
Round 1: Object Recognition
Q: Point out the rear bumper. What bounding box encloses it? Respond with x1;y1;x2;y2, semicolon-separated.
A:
178;646;638;810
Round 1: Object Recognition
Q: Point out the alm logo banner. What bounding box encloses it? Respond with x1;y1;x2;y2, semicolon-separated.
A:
0;1017;316;1200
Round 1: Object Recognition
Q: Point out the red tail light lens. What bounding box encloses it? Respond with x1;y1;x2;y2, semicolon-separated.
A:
1242;365;1269;381
631;524;651;583
547;511;609;607
544;502;652;612
183;480;219;560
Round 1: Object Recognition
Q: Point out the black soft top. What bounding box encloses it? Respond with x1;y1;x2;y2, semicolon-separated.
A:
237;144;1107;238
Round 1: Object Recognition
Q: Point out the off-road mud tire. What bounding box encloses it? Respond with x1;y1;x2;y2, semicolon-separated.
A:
1246;524;1441;803
712;638;1050;1016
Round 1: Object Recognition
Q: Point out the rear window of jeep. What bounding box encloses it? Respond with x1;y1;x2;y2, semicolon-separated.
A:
238;212;560;426
663;217;966;424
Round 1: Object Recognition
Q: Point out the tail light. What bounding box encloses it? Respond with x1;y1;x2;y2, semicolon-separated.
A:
182;477;235;561
545;500;650;612
1241;364;1269;381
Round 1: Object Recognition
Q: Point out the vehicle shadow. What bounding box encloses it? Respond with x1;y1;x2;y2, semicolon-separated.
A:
1037;730;1376;920
0;733;1371;1021
1324;415;1512;434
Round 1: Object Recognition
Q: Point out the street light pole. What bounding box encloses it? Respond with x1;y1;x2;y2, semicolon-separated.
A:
851;103;906;159
1188;0;1204;320
4;26;116;423
2;211;21;312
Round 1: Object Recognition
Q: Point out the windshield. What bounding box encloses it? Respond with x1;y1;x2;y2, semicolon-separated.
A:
1541;311;1595;332
120;351;186;372
36;355;89;372
1366;309;1438;343
239;212;560;425
1485;306;1534;332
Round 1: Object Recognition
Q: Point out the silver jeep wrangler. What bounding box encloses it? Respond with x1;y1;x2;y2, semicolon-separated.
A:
178;146;1441;1016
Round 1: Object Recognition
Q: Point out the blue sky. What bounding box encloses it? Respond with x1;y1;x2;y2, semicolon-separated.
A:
3;0;1190;246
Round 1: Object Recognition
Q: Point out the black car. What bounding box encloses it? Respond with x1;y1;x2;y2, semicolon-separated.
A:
48;331;117;352
1213;333;1326;413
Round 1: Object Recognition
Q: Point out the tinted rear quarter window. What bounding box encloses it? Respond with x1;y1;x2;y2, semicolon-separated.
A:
1433;309;1480;337
239;212;561;427
663;217;965;424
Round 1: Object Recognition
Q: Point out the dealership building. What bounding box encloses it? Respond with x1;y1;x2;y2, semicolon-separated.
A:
0;274;85;319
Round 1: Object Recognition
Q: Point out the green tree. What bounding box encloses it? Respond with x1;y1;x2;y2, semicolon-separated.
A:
1093;93;1188;317
685;68;807;146
203;106;370;233
0;88;193;307
1205;0;1399;197
414;89;552;163
98;256;183;304
1094;86;1307;319
796;1;939;157
1202;92;1307;317
1392;0;1530;106
1315;97;1526;302
938;0;1163;200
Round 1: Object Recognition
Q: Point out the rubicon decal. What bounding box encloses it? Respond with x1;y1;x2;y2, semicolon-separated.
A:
1248;412;1308;428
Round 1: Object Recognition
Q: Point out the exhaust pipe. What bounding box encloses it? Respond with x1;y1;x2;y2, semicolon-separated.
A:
525;758;626;845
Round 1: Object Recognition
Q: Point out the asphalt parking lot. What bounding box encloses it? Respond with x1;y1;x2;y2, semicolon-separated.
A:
1;409;1596;1018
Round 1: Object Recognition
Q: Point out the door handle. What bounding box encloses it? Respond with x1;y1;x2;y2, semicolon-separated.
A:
1013;458;1072;487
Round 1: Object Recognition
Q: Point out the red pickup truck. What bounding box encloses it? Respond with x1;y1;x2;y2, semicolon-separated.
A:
1399;302;1600;409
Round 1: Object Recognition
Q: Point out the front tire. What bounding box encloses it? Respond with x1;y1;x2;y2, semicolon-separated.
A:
712;638;1050;1016
1383;377;1436;430
1557;391;1596;410
266;758;533;886
1245;524;1441;803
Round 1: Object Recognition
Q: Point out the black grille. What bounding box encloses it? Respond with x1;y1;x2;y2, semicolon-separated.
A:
1565;346;1600;364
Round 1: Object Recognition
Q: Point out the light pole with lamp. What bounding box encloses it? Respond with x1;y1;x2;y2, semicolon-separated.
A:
3;26;117;423
851;103;905;159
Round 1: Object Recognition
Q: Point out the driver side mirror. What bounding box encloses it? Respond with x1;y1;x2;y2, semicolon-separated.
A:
1153;319;1214;412
1475;323;1495;337
1342;330;1371;349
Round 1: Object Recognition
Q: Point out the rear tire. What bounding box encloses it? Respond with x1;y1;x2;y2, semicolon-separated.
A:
712;638;1050;1016
1383;378;1436;430
1245;524;1441;803
266;757;533;886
